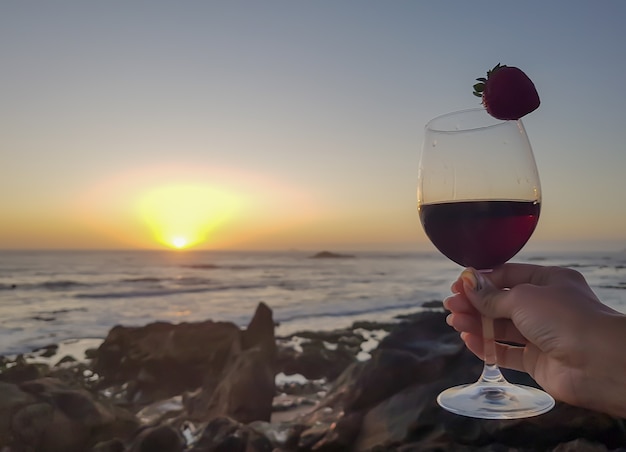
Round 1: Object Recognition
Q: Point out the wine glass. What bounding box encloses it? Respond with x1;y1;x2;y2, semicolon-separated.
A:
417;107;555;419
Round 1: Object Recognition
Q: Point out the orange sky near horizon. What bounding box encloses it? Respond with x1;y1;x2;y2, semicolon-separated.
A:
0;163;420;251
2;161;623;252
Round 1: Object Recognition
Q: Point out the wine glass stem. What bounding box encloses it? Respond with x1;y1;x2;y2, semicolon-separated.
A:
481;315;497;366
480;315;507;383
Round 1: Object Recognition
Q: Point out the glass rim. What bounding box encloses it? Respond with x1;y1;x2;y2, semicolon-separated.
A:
425;107;519;133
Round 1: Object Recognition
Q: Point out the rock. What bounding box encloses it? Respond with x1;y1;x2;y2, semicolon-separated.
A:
473;403;626;449
11;402;55;449
315;311;468;416
248;420;305;450
350;320;397;332
281;309;626;451
420;300;444;309
185;346;275;423
34;344;59;358
188;416;273;452
0;382;38;448
355;386;425;450
181;303;276;424
91;438;126;452
47;361;99;390
298;411;364;451
85;347;99;360
55;355;78;366
277;338;357;381
135;395;184;425
129;425;184;452
377;310;459;355
241;302;276;359
0;354;50;384
271;392;318;423
5;303;626;451
309;251;355;259
92;319;242;405
0;377;138;452
93;302;277;409
552;439;611;451
276;328;363;381
329;347;450;414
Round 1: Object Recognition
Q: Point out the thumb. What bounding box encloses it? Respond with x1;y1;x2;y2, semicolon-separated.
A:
461;268;516;320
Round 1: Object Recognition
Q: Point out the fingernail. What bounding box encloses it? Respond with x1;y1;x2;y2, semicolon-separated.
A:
446;313;453;326
442;295;452;310
461;268;484;292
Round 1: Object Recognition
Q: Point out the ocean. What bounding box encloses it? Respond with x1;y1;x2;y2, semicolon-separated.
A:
1;249;625;356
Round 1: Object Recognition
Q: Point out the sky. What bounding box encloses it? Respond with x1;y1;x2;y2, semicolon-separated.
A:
2;1;626;252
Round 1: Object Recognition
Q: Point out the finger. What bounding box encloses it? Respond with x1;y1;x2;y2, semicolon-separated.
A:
455;263;562;295
447;313;482;336
443;293;477;314
461;332;526;373
486;263;571;289
460;268;520;319
450;278;464;294
448;313;528;344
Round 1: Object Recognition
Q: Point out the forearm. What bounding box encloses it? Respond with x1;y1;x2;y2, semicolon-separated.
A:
584;312;626;418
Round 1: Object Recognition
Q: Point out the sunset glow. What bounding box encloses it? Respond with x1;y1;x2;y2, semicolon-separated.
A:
137;184;242;250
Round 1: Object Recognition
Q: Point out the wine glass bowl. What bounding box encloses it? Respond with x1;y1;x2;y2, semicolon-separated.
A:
418;108;555;419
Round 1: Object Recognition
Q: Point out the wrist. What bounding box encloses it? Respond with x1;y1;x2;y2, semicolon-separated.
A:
585;312;626;418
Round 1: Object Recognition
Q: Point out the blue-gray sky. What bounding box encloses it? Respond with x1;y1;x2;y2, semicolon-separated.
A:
2;1;626;251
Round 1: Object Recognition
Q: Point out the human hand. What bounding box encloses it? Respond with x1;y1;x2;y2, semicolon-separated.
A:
444;264;626;417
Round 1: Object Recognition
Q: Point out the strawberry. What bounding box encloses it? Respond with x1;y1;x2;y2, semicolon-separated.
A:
473;63;540;120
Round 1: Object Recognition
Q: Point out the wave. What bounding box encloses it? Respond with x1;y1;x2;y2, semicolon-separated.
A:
275;300;430;326
181;264;220;270
182;263;295;271
48;307;88;315
560;262;606;269
121;277;163;283
598;283;626;290
16;276;217;293
76;287;212;299
42;280;87;290
121;276;214;286
74;283;267;300
27;307;87;322
1;280;89;291
172;277;213;286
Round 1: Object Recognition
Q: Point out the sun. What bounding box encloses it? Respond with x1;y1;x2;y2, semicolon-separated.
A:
137;184;242;250
171;236;189;249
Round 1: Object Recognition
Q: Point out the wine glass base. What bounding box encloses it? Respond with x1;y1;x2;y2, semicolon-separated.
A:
437;380;555;419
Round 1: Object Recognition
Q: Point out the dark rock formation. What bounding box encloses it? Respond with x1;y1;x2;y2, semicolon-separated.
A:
276;328;362;381
182;302;276;424
92;319;242;406
1;302;625;451
0;354;49;384
188;416;274;451
309;251;355;259
0;378;138;451
184;346;275;423
92;302;277;410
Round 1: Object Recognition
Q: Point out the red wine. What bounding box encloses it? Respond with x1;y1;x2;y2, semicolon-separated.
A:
419;200;540;270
